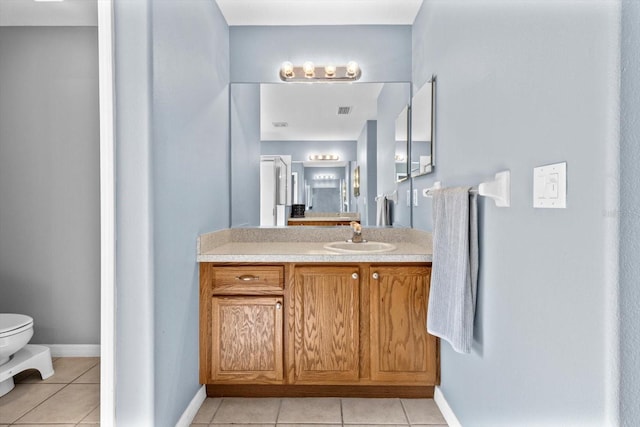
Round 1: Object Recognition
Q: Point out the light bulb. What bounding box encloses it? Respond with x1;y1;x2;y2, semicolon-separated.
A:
346;61;359;77
280;61;294;78
302;61;315;77
324;64;336;77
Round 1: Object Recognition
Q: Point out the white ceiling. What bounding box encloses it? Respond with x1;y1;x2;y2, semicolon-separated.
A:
216;0;423;26
261;83;384;141
0;0;97;27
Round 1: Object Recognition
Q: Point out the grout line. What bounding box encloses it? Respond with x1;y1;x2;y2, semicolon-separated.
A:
399;398;411;426
275;397;283;424
11;382;72;424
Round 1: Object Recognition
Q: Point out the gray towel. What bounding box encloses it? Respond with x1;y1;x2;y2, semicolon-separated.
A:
427;186;478;354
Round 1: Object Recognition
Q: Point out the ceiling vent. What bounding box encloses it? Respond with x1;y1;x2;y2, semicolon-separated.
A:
272;122;288;128
337;106;352;115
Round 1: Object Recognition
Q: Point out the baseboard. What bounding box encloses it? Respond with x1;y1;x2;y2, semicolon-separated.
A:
43;344;101;357
434;386;462;427
176;385;206;427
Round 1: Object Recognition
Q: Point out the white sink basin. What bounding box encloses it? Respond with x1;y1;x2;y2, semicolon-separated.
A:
324;241;397;253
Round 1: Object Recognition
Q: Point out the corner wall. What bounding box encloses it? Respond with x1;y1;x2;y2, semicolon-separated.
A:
412;1;620;425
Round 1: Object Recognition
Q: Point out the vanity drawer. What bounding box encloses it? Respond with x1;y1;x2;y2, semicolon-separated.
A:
205;265;284;295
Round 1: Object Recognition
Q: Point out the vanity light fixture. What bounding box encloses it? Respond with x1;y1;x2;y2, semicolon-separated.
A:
309;154;339;161
280;61;361;82
314;174;336;180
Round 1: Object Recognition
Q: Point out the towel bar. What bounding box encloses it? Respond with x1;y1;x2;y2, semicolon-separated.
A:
422;170;511;208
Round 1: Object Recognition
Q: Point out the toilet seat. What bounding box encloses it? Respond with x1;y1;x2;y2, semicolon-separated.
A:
0;314;34;338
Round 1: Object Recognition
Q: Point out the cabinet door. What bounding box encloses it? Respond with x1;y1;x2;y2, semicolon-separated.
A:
293;266;360;383
210;296;283;383
370;265;438;384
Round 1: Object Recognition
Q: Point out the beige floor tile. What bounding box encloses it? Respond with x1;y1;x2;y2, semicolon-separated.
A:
192;397;222;424
277;397;342;424
0;383;65;424
346;425;409;427
9;424;76;427
78;404;100;423
401;399;447;425
212;398;281;424
277;424;341;427
16;383;99;424
212;425;274;427
73;363;100;384
342;398;409;425
19;357;99;384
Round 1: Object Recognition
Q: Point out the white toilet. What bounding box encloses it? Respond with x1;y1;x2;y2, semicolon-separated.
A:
0;314;54;397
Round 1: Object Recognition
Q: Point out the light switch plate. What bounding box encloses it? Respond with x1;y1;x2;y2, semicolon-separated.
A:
533;162;567;208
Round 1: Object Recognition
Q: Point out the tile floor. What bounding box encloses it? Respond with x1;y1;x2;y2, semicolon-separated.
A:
1;358;448;426
191;396;448;426
0;357;100;426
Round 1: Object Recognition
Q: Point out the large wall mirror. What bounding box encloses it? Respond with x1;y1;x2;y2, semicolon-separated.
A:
230;82;410;228
411;77;436;177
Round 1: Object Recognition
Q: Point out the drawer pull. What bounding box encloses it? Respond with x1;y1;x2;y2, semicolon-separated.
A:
236;275;260;281
372;272;379;280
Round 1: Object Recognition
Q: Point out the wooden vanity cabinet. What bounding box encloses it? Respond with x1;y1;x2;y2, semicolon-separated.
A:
291;266;360;383
369;265;438;384
200;264;285;384
200;262;438;395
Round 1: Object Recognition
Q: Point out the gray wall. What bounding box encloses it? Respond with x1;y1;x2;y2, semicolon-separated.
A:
0;27;99;344
230;84;260;227
113;0;155;422
356;121;377;226
376;83;411;224
151;0;230;425
113;0;230;425
412;1;619;425
620;1;640;424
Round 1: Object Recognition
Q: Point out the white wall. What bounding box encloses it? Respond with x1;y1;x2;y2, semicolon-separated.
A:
412;1;620;425
0;27;100;345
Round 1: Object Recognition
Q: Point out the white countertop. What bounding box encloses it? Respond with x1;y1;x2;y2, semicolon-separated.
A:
197;227;432;263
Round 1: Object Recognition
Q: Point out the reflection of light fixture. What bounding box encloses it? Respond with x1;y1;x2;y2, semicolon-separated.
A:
302;61;315;77
280;61;294;78
314;175;336;180
346;61;360;77
280;61;361;82
324;64;336;77
395;154;405;162
309;154;339;161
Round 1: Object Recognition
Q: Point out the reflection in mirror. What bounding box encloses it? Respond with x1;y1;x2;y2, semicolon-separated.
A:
395;105;409;182
411;77;435;177
229;82;410;228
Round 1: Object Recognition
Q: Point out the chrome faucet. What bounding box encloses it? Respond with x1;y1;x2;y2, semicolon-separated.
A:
350;221;364;243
